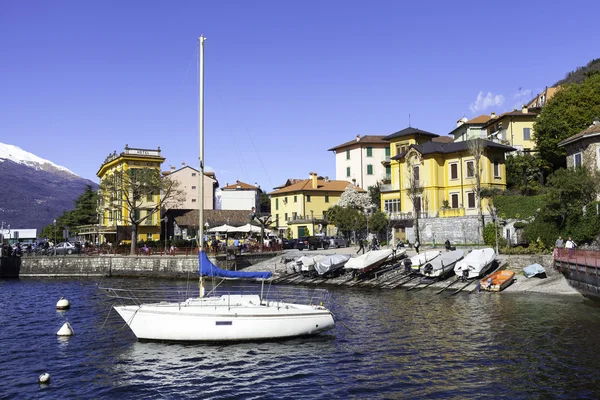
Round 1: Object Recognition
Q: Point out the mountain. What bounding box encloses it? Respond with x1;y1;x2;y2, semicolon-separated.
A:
555;58;600;86
0;142;98;233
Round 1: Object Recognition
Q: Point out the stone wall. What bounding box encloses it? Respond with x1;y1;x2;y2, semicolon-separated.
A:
19;253;276;279
406;215;483;245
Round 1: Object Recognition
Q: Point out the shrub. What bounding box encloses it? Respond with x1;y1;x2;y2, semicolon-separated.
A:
513;221;528;229
493;194;546;219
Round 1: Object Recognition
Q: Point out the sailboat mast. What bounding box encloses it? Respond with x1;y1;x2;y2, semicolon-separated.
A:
198;35;205;248
198;35;206;298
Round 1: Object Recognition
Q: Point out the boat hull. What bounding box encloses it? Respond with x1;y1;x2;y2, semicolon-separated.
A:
480;270;515;292
114;294;335;341
454;248;495;279
422;250;464;279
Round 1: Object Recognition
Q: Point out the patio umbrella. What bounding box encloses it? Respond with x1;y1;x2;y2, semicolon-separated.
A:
207;224;236;233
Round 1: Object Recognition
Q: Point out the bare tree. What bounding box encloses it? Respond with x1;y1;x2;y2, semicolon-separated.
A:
405;151;425;243
99;168;184;255
467;138;485;239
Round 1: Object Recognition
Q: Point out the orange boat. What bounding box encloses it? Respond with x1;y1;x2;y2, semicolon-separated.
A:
480;270;515;292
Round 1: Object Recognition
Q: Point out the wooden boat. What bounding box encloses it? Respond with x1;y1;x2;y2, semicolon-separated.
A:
422;250;464;279
453;248;495;280
410;250;442;273
344;249;393;275
523;263;546;278
480;269;515;292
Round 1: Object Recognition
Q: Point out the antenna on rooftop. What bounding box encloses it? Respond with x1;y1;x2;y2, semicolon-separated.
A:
409;114;411;127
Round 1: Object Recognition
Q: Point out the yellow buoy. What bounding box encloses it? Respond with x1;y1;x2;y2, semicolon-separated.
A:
57;321;74;336
38;373;51;384
56;297;70;310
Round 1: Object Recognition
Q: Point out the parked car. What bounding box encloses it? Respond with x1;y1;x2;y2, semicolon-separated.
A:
301;236;330;251
293;237;308;250
328;236;348;248
54;242;80;255
281;238;293;249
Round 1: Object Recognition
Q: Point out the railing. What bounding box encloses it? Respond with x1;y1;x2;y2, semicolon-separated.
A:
286;215;326;223
439;208;466;218
385;212;414;220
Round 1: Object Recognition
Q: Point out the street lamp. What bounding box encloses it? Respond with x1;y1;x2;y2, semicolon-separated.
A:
163;216;168;253
53;219;57;256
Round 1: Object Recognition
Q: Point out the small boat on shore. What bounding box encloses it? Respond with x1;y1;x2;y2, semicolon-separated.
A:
410;250;442;273
454;248;495;280
422;250;464;279
344;249;393;276
314;254;351;277
523;263;546;278
480;269;515;292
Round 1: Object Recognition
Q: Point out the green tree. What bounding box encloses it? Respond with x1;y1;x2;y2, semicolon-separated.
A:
534;73;600;173
369;211;388;237
505;153;544;194
259;191;270;213
367;182;382;211
99;168;184;255
325;205;365;238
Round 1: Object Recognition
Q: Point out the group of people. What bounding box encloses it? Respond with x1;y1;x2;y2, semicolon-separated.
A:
555;236;577;258
356;237;381;254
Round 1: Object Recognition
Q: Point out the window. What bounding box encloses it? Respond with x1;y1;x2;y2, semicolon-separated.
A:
276;198;279;210
306;195;311;202
414;197;422;214
466;160;474;178
191;185;196;190
385;165;391;180
292;212;297;220
192;198;197;202
493;160;500;178
367;164;373;175
523;128;531;141
366;147;373;157
451;193;459;208
385;147;390;158
146;193;153;201
450;163;458;180
325;195;329;203
294;195;297;203
467;192;476;209
413;165;420;183
384;199;400;213
191;173;196;177
346;150;350;160
574;152;582;168
285;213;288;221
346;167;351;177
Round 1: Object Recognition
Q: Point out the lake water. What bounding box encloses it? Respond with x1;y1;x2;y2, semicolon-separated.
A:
1;278;600;399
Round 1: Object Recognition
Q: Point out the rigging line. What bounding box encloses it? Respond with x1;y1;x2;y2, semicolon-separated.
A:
217;89;250;182
244;126;274;190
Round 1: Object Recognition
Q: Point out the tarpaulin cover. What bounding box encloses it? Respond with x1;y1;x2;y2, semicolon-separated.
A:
198;251;272;279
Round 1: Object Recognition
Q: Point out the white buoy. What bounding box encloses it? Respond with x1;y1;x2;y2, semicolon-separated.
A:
56;297;70;310
38;373;51;384
57;321;74;336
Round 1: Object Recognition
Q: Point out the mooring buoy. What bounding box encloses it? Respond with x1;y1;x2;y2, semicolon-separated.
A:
57;321;74;336
56;297;70;310
38;373;51;384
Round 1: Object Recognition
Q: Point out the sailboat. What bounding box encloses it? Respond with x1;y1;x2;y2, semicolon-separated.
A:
106;36;335;341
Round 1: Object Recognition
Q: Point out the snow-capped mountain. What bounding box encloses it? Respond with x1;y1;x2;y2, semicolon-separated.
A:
0;142;76;176
0;142;97;234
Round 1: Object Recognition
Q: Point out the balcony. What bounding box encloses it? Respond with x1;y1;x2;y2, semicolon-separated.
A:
439;208;465;218
287;214;326;224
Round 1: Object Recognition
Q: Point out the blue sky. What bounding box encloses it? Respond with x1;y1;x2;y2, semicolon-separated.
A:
1;0;598;192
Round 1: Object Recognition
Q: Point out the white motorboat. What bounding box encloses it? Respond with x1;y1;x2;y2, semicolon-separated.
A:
314;254;351;276
422;250;464;279
453;248;495;280
106;37;335;342
297;255;318;276
410;250;442;273
344;249;393;275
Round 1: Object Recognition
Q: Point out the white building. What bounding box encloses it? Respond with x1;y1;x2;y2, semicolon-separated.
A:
328;135;390;189
220;180;261;211
162;164;219;210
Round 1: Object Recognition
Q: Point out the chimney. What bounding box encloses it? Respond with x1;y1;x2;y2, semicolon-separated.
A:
170;165;175;171
309;172;318;189
491;112;497;119
521;105;528;114
356;135;361;142
182;162;186;166
456;117;468;127
325;176;329;182
352;178;357;186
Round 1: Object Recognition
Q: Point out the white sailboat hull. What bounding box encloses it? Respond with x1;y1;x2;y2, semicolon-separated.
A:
410;250;442;273
114;294;335;341
453;248;495;279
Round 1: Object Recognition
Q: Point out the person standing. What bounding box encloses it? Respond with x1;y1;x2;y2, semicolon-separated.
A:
414;239;420;254
555;236;564;258
565;237;576;258
357;238;365;254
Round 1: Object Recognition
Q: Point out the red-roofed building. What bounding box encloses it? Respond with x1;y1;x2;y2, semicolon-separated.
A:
220;180;261;211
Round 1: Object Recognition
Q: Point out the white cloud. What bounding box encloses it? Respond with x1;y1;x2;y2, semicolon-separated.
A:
469;91;505;113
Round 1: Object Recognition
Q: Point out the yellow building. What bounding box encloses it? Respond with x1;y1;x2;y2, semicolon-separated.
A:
380;127;514;225
269;173;365;238
483;107;538;152
96;145;165;244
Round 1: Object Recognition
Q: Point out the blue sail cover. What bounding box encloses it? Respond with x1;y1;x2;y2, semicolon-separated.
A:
198;251;272;279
